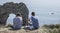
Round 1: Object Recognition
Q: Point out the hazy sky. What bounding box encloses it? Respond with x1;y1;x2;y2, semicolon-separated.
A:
0;0;60;11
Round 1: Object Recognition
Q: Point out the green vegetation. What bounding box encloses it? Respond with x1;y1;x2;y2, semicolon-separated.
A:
42;24;60;33
42;24;60;29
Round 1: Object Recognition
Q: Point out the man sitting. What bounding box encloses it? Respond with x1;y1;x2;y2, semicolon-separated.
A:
13;13;22;30
29;12;39;30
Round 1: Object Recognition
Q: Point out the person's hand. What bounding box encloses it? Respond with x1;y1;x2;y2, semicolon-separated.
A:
26;19;30;21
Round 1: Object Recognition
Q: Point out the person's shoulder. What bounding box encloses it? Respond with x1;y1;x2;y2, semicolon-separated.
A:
14;17;20;19
35;16;38;17
19;17;22;19
35;16;39;19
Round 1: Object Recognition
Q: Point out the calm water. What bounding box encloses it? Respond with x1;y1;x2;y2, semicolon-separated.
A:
7;10;60;26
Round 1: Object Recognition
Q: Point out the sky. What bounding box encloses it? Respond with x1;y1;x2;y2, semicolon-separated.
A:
0;0;60;11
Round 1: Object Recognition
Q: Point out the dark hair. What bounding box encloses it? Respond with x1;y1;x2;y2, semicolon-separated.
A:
31;12;35;16
16;13;21;16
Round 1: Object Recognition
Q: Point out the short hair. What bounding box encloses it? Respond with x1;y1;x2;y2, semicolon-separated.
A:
16;13;21;16
31;12;35;16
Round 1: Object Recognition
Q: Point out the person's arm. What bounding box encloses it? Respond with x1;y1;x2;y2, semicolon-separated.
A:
36;16;39;24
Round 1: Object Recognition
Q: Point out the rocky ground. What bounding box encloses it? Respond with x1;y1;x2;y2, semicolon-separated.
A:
0;25;60;33
0;27;49;33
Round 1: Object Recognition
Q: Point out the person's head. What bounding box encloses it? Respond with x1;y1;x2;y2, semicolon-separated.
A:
16;13;21;17
31;12;35;16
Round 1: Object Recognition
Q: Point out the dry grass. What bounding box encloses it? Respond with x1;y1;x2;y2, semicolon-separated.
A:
0;24;60;33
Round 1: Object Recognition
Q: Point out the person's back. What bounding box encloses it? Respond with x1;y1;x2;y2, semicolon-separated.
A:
13;13;22;30
30;12;39;29
31;16;39;29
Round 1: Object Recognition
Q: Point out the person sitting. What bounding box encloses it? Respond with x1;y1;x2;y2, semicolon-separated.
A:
13;13;22;30
29;12;39;30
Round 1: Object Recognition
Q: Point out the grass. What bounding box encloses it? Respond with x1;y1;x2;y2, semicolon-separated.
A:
42;24;60;33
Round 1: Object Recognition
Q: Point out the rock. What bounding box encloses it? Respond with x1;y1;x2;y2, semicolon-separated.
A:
0;2;29;25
